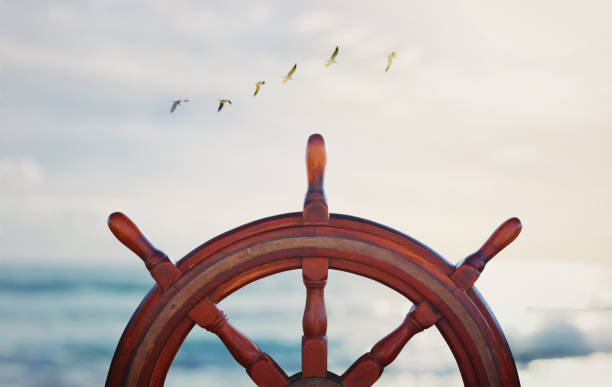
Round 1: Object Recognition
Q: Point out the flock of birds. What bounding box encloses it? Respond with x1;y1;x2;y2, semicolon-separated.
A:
169;46;397;113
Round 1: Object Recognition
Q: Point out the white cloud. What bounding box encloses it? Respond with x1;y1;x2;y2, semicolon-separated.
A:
0;157;44;189
294;9;335;35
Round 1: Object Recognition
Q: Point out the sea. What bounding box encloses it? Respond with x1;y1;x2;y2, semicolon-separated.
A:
1;261;611;386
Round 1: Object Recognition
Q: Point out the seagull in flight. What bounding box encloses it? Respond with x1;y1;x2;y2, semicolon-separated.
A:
218;99;232;112
282;64;297;83
253;81;265;96
385;52;396;72
325;46;339;67
170;99;189;113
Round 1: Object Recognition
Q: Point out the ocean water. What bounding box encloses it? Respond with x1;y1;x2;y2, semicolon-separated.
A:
1;261;611;386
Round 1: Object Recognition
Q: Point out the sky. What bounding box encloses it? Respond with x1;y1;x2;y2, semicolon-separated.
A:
1;0;611;266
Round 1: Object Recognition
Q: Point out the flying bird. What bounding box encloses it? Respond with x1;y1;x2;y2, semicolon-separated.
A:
325;46;339;67
253;81;265;96
385;52;396;72
282;64;297;83
170;99;189;113
217;99;232;112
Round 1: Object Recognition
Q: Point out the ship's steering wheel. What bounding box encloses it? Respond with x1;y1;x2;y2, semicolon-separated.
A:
106;134;521;386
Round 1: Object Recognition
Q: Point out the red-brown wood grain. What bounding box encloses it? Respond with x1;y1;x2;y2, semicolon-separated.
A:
301;257;328;377
303;133;328;224
468;287;519;387
106;287;162;386
150;316;194;385
178;213;304;272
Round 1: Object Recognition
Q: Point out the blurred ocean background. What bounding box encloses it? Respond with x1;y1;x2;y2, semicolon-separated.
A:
1;261;611;386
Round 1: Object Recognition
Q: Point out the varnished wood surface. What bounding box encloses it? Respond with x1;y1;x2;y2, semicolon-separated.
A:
107;214;520;386
303;134;328;224
304;134;326;206
301;257;329;377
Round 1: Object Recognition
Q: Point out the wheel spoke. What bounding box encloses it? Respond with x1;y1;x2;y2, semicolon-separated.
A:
189;298;289;387
301;257;328;377
340;302;440;387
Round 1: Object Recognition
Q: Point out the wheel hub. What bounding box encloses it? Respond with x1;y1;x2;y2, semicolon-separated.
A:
287;372;343;386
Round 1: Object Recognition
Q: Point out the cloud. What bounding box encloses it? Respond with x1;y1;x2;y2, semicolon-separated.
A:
511;320;592;363
294;9;335;35
507;316;612;365
0;157;44;189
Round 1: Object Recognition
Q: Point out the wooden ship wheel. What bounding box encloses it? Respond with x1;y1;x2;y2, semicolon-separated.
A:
106;134;522;387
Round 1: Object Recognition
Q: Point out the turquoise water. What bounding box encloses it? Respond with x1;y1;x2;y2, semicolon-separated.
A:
1;262;611;386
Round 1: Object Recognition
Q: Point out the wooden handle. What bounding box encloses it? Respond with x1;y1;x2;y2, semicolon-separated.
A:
303;134;329;224
108;211;182;289
108;212;159;269
304;134;326;203
452;217;522;288
477;217;522;264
